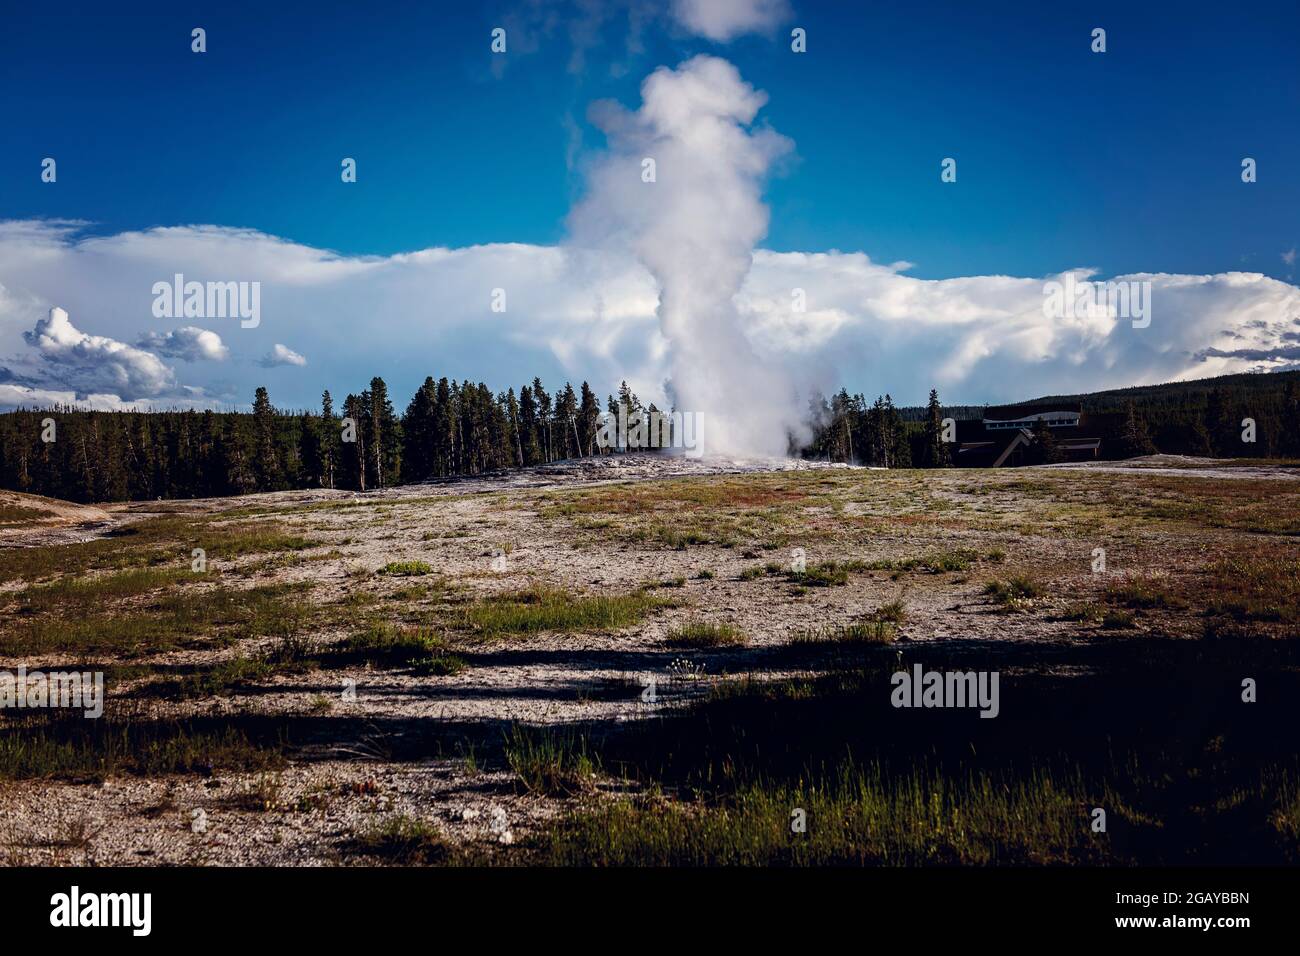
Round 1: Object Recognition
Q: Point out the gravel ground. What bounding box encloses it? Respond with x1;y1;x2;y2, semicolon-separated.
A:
2;453;1294;864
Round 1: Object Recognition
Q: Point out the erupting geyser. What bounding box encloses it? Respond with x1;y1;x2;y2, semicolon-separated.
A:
569;55;806;458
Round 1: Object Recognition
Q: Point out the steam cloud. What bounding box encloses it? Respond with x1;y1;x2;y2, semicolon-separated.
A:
569;55;803;457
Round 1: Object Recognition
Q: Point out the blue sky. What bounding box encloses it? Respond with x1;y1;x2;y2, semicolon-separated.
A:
4;0;1296;279
1;0;1298;420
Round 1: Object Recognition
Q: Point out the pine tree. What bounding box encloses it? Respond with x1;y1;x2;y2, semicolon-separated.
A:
402;377;438;481
505;387;524;467
532;378;553;463
341;393;367;491
298;411;323;487
222;415;257;495
320;390;338;489
922;388;951;467
1030;418;1063;464
1283;380;1300;457
519;386;541;464
578;382;601;456
1118;400;1156;458
557;383;579;459
367;376;401;488
433;378;454;476
1205;388;1229;457
251;387;280;491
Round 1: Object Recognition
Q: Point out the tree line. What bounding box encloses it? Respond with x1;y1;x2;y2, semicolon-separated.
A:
0;376;655;503
0;372;1295;503
802;388;951;468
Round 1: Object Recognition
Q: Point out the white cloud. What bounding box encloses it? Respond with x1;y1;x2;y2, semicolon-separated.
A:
137;326;229;362
1284;247;1297;267
17;306;176;400
0;220;1298;419
260;343;307;368
669;0;791;41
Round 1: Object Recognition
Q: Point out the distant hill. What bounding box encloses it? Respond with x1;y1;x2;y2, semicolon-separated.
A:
900;369;1300;419
0;489;110;539
1024;369;1300;414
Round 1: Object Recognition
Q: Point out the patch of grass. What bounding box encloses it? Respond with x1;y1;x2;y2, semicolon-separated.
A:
464;586;668;639
546;478;809;552
1201;551;1300;631
791;620;896;645
695;570;715;580
540;478;810;518
262;632;322;667
410;654;468;676
161;656;275;699
0;516;320;584
0;715;284;781
664;622;747;648
1060;602;1103;623
346;815;451;864
983;576;1043;611
787;561;851;587
635;525;712;550
387;583;435;601
378;560;433;577
341;624;451;668
1102;609;1136;630
9;566;204;615
4;581;313;656
1105;580;1179;610
504;726;598;797
0;503;54;525
220;773;285;812
540;766;1107;866
873;600;907;624
866;549;984;574
202;524;319;559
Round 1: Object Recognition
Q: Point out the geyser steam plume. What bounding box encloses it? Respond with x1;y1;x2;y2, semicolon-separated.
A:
569;55;804;457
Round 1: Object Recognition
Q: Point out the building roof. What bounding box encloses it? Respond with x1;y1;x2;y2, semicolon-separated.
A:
983;402;1082;420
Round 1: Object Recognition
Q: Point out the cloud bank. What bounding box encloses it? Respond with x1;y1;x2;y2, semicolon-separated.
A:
1;219;1297;421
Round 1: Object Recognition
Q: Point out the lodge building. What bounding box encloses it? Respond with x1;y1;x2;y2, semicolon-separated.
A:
954;403;1103;467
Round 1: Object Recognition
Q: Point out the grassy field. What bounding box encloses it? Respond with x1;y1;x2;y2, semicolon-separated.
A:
1;459;1298;865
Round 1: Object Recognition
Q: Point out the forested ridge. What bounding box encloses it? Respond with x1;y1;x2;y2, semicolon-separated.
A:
1;371;1296;503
